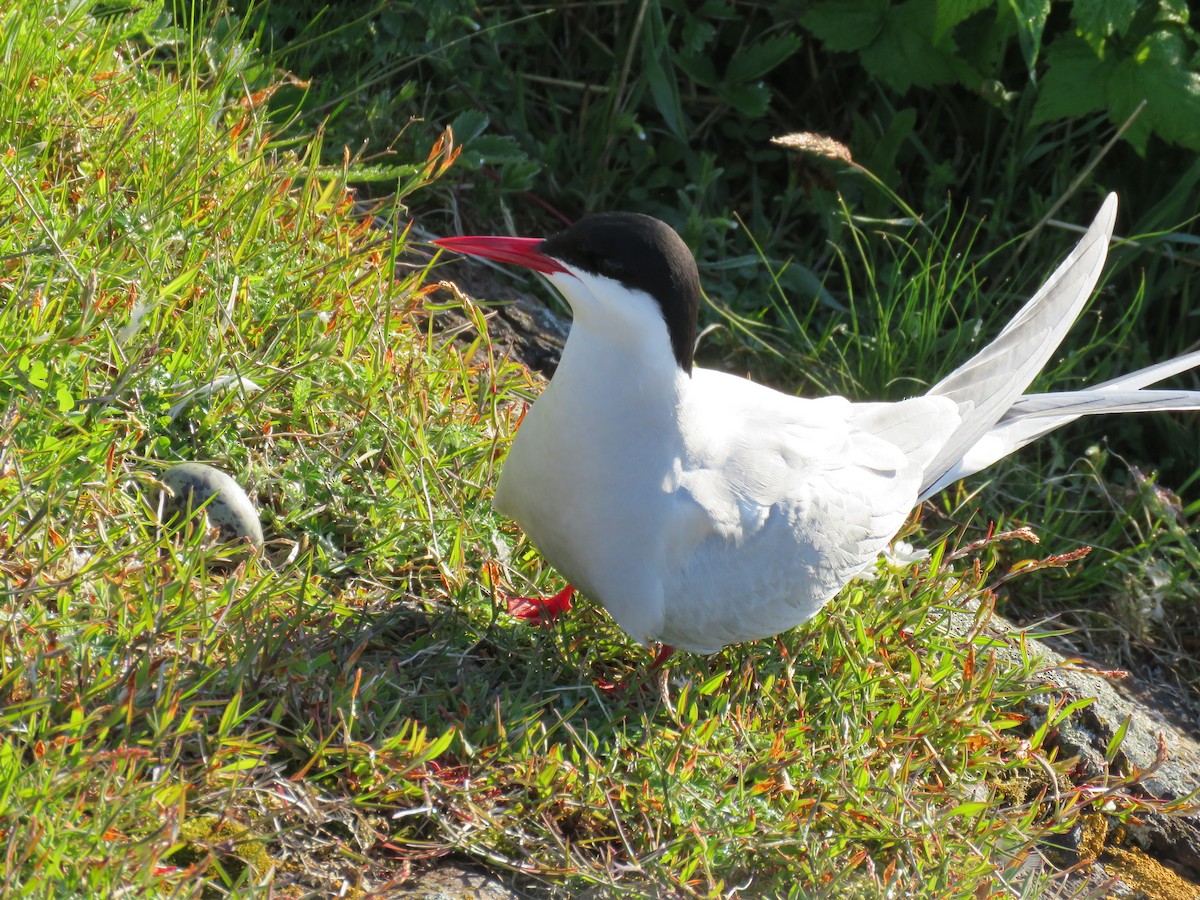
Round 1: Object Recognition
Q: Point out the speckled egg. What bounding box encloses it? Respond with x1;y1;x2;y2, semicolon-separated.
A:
159;463;264;553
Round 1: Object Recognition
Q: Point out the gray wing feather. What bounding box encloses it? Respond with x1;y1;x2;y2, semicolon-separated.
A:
918;279;1200;500
920;194;1118;496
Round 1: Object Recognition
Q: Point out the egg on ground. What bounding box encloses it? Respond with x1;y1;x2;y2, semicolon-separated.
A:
159;463;264;553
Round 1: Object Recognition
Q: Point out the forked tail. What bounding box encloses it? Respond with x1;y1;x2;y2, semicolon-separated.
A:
919;195;1200;501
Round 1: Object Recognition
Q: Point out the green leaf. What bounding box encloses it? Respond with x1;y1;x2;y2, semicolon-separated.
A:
1105;714;1132;763
21;356;49;389
675;51;718;88
216;757;263;774
218;691;244;738
421;726;456;763
804;0;986;92
680;15;715;53
725;33;803;84
854;107;918;189
450;108;489;143
934;0;993;43
951;800;992;816
802;0;889;53
158;265;199;300
1073;0;1138;52
1031;34;1110;124
718;81;771;117
644;43;687;137
1004;0;1051;73
1050;697;1096;727
455;132;535;175
642;4;687;138
698;671;730;695
1108;30;1200;153
1153;0;1191;28
859;0;962;92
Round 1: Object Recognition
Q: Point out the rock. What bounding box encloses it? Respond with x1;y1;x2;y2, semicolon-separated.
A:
399;862;523;899
942;604;1200;896
431;258;569;377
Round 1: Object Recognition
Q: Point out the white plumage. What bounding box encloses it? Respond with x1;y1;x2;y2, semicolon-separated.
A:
435;195;1200;653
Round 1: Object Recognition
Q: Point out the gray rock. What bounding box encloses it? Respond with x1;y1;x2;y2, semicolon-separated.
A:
400;862;525;899
942;604;1200;894
431;260;569;377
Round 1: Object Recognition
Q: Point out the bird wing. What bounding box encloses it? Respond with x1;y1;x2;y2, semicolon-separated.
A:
920;194;1118;496
659;374;959;652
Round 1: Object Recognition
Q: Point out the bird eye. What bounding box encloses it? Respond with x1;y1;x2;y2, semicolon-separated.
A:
597;256;625;278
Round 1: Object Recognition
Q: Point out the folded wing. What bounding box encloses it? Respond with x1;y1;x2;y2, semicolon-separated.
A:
663;382;959;651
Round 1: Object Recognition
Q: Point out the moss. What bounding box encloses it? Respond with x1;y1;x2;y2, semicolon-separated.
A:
1063;821;1200;900
1077;813;1108;861
1102;844;1200;900
990;774;1036;805
169;814;273;884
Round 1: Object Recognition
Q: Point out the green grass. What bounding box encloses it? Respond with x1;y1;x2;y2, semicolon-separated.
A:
1;2;1197;897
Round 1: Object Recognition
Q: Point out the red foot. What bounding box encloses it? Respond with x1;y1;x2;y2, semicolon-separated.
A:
504;584;574;626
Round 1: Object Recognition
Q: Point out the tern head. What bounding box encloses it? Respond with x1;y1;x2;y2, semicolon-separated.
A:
435;213;700;373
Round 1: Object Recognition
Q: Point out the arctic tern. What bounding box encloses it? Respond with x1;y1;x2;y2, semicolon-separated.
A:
434;195;1200;655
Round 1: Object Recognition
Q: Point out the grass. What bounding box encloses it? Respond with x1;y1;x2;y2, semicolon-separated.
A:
1;1;1197;897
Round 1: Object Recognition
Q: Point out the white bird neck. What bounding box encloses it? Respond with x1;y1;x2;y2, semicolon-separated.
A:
549;313;688;424
544;270;691;407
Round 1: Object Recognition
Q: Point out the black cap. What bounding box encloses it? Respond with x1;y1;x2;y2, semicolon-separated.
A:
540;213;700;373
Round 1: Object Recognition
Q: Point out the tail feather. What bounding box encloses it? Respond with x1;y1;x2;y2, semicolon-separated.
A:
919;354;1200;501
1090;348;1200;392
920;194;1118;497
917;194;1200;502
1006;388;1200;418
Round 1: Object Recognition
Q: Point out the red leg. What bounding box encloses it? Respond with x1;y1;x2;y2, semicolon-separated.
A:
503;583;574;626
647;643;677;675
